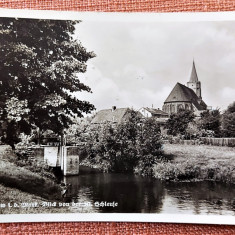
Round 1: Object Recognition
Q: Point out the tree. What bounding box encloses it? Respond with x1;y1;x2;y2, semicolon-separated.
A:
185;121;201;139
222;102;235;137
165;110;195;137
198;109;221;137
0;18;95;148
85;110;163;174
86;110;141;172
135;118;163;176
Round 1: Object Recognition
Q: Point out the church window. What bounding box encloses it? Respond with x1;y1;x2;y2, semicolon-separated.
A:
178;104;183;112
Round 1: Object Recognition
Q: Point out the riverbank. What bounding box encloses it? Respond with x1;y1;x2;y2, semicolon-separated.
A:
0;145;98;214
153;144;235;183
81;143;235;183
0;145;67;214
0;145;62;201
0;184;71;214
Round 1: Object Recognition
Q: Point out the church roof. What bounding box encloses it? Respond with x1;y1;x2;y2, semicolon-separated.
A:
164;83;205;110
189;61;199;82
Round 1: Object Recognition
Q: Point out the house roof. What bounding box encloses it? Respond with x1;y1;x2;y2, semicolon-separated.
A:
91;108;130;124
164;83;206;110
144;108;168;116
189;61;199;83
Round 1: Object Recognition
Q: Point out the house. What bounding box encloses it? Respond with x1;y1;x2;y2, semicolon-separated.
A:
138;107;169;134
139;107;168;118
162;61;208;116
91;106;142;125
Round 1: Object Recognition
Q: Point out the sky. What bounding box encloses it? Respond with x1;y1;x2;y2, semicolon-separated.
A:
73;15;235;113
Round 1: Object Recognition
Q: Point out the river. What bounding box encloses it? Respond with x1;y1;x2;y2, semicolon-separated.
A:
62;166;235;215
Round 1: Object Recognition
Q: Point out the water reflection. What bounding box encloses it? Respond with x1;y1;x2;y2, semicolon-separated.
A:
163;182;235;215
63;166;235;215
63;166;165;213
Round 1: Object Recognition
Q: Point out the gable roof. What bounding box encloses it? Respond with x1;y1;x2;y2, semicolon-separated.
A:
91;108;130;124
164;83;206;110
189;61;199;83
144;108;168;116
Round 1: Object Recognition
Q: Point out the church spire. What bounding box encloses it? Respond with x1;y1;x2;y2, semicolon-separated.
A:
187;60;201;99
189;60;199;82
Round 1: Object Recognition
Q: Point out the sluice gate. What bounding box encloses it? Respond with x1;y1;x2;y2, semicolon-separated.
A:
43;146;80;176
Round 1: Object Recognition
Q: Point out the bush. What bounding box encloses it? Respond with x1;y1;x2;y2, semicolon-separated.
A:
152;160;235;183
84;111;163;174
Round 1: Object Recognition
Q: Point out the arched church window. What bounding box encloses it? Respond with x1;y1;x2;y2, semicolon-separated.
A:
178;104;183;112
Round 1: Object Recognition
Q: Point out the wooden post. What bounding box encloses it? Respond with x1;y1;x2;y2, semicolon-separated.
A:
37;127;41;146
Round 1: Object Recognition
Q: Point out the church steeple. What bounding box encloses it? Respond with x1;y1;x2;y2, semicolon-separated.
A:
187;61;201;99
189;60;199;82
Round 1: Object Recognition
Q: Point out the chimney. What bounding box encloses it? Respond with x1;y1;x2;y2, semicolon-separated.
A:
112;106;116;112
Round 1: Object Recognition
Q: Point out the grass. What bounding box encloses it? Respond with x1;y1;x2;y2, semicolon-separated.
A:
0;146;99;214
163;144;235;164
0;184;71;214
153;144;235;183
0;145;61;201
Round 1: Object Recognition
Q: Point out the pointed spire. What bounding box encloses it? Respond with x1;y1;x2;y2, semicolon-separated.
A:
189;60;199;82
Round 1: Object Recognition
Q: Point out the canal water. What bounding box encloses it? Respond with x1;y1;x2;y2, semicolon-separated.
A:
62;166;235;215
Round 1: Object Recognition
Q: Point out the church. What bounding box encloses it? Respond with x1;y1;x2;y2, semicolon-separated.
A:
162;61;208;116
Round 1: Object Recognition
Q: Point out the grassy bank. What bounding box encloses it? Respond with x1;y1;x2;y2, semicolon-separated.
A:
0;145;61;201
153;144;235;183
0;184;71;214
0;146;98;214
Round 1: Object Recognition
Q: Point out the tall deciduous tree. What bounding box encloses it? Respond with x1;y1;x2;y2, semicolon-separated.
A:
165;110;195;137
0;18;95;148
198;109;221;137
222;102;235;137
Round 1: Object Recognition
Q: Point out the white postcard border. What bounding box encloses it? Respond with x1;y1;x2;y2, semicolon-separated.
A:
0;8;234;224
0;213;234;224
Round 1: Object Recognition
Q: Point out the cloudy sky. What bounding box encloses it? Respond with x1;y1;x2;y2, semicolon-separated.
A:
73;14;235;112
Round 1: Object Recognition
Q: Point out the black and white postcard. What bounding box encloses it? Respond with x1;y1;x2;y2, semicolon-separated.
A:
0;9;234;224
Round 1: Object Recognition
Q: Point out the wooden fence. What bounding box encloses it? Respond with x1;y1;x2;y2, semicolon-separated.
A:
199;137;235;147
165;137;235;147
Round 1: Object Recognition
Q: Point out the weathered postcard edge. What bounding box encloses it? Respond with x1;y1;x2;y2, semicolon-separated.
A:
0;8;234;224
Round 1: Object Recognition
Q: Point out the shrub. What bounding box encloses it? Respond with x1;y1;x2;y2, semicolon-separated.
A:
153;160;235;183
85;111;163;174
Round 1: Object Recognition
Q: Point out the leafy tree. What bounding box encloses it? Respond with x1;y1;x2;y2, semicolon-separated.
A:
165;110;195;137
86;110;141;172
222;102;235;137
185;122;200;139
135;118;162;176
0;18;95;148
85;110;163;174
198;109;221;137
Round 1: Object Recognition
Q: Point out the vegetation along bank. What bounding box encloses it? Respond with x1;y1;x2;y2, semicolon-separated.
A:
80;108;235;184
